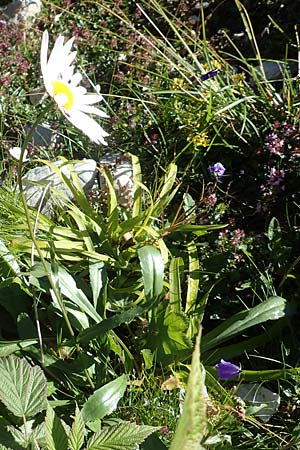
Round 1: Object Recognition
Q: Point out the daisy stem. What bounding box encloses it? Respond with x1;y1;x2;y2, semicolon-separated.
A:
17;105;76;341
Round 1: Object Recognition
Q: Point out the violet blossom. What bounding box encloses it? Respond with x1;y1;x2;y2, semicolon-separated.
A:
215;359;241;379
208;162;226;178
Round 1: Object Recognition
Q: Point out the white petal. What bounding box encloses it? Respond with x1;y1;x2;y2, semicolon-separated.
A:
47;35;65;70
70;72;82;87
76;94;103;105
65;50;77;69
64;109;109;145
77;104;109;118
62;36;75;58
40;30;49;79
9;147;29;162
73;86;87;96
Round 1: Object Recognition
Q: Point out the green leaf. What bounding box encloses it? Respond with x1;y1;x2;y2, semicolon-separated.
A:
99;166;119;235
0;356;47;418
50;263;102;324
141;433;167;450
69;406;85;450
77;301;157;345
0;340;38;357
89;260;107;314
138;246;164;301
185;241;200;314
204;322;282;365
82;375;128;423
131;154;142;217
0;426;24;450
170;330;206;450
0;240;20;275
169;257;184;313
151;163;178;218
174;223;227;236
201;296;287;354
147;303;192;365
45;405;68;450
86;422;158;450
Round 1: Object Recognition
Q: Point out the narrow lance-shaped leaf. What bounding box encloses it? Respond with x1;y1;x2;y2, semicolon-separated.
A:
0;356;47;418
201;296;287;354
69;405;85;450
169;257;184;313
45;405;68;450
130;153;142;217
77;300;157;345
170;329;207;450
185;241;200;314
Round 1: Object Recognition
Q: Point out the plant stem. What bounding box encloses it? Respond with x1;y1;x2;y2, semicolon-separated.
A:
17;107;75;335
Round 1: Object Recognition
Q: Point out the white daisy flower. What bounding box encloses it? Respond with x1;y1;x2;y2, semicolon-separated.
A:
40;30;109;145
9;147;29;162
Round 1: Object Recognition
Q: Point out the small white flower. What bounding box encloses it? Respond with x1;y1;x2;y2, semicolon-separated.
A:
40;30;109;145
9;147;29;162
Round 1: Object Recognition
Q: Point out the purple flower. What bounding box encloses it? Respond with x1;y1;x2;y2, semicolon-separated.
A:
215;359;241;379
265;132;285;155
208;162;226;178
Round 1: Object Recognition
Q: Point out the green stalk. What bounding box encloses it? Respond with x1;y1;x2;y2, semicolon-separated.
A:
17;105;75;339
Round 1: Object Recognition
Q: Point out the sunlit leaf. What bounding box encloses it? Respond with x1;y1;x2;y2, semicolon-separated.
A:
170;330;206;450
201;296;287;354
138;245;164;301
87;422;158;450
147;303;192;365
69;406;85;450
0;356;47;418
82;375;128;422
45;405;68;450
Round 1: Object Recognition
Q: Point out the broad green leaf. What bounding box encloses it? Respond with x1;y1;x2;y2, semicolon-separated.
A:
0;340;38;357
137;246;164;301
82;375;128;422
201;296;287;354
86;422;158;450
17;313;37;340
141;349;154;370
170;330;206;450
169;257;184;313
45;405;68;450
0;426;24;450
0;356;47;418
204;322;282;364
147;303;192;365
69;406;85;450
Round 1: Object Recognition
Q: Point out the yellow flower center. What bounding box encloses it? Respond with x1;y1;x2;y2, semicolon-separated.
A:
52;80;74;110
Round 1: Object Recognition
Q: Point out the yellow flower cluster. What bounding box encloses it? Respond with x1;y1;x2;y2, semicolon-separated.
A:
188;132;210;148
